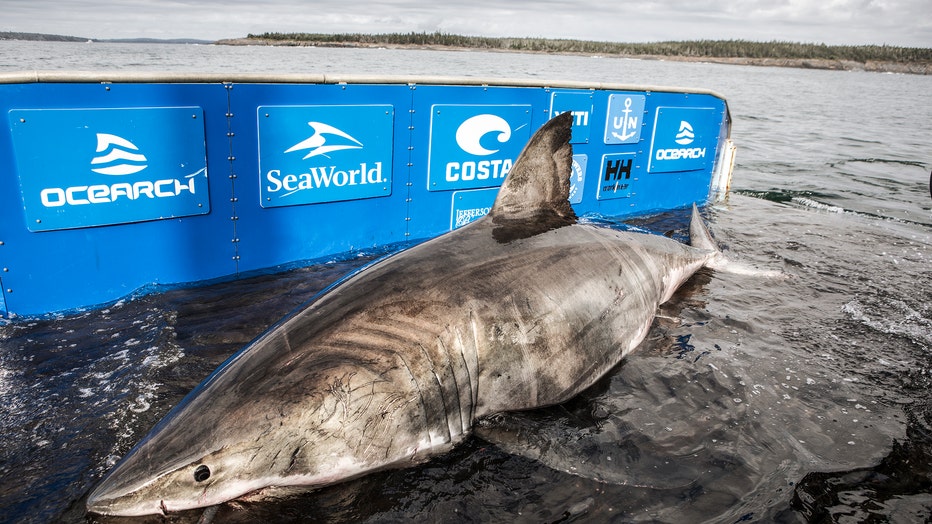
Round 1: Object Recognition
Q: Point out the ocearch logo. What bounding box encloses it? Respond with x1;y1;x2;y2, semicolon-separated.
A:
39;132;199;208
674;121;695;145
91;133;148;175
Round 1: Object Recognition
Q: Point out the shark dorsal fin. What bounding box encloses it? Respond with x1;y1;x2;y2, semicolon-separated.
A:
488;112;577;242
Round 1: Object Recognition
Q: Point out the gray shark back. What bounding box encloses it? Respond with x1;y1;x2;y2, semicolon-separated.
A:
86;112;717;516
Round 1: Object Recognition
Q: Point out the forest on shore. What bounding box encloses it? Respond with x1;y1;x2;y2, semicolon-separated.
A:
4;31;928;74
222;32;932;74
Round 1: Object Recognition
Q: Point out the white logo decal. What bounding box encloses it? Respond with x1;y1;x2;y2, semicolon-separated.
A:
91;133;148;175
285;122;363;159
674;121;695;145
455;114;513;156
611;97;640;142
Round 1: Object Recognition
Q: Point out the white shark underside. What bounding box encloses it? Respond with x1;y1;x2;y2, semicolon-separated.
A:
86;112;720;516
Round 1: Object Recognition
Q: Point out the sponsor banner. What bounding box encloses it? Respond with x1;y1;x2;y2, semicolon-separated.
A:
569;154;587;204
9;107;209;232
550;92;593;144
597;152;636;200
258;105;394;208
428;104;532;192
604;94;646;145
648;106;719;173
451;188;498;229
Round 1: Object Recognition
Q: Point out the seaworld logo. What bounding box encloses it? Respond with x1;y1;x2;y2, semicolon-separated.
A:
265;121;383;197
258;105;394;207
284;122;364;160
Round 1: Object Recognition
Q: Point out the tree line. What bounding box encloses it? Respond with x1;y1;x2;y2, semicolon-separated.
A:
246;32;931;64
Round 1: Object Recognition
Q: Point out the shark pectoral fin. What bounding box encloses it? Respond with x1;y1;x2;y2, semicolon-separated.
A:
474;411;697;489
487;112;578;242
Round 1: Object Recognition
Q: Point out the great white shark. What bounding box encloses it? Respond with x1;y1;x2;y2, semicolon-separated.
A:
86;112;724;516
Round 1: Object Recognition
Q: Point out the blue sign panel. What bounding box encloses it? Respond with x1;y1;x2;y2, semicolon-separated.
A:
550;91;593;144
604;94;646;145
258;105;394;207
451;188;498;229
597;152;636;200
569;154;587;205
648;106;719;173
427;104;532;192
9;107;209;232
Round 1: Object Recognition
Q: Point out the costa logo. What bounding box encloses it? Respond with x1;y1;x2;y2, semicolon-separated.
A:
427;104;532;192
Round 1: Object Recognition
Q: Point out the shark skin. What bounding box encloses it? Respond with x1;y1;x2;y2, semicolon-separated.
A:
86;112;719;516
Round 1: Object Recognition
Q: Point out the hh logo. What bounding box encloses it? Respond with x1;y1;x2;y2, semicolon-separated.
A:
428;104;532;192
258;105;394;208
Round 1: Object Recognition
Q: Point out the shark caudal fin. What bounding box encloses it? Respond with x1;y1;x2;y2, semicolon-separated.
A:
487;112;577;242
689;204;785;278
689;204;718;253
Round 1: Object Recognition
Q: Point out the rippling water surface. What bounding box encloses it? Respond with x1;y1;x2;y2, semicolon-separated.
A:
1;41;931;523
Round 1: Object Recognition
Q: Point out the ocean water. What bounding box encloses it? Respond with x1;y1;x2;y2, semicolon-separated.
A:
0;41;931;523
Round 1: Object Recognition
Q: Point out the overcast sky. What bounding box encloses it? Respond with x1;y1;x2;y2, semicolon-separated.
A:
2;0;930;47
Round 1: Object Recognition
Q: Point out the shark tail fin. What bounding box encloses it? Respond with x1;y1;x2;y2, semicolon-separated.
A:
689;204;718;253
690;204;786;278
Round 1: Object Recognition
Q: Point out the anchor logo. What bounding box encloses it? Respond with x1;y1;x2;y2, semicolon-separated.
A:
611;97;640;142
604;94;645;145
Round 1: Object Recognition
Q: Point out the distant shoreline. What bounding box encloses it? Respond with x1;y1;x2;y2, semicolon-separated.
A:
3;31;928;75
217;38;931;75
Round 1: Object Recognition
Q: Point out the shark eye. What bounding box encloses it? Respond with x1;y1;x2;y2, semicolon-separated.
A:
194;465;211;482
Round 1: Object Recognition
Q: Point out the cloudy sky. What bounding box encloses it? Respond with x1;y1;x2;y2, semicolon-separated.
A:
3;0;930;47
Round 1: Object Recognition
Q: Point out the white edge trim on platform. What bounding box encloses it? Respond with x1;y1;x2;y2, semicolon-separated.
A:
0;71;728;100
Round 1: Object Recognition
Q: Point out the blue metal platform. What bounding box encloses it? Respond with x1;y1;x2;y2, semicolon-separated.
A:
0;73;734;317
